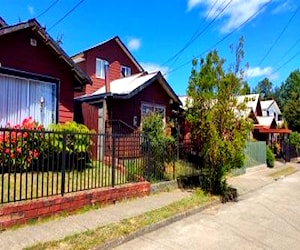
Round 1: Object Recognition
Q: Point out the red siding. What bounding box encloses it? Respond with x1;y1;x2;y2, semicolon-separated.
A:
109;81;173;128
77;39;142;95
0;28;78;123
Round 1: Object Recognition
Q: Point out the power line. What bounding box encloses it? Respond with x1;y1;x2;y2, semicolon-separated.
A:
162;0;233;67
273;36;300;68
254;48;300;85
162;0;219;66
36;0;60;19
164;0;273;77
258;4;300;66
48;0;85;31
273;49;300;73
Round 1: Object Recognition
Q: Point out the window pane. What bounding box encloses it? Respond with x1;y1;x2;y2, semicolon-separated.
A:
141;103;166;122
96;58;108;79
0;74;56;128
0;75;28;127
121;65;131;77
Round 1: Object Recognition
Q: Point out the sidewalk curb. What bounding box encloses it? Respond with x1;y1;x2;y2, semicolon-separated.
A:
97;171;290;250
95;199;220;250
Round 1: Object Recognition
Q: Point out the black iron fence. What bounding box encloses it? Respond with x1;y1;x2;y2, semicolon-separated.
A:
0;128;150;204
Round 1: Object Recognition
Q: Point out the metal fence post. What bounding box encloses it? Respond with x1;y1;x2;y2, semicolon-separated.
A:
61;132;66;196
112;135;116;187
146;136;151;181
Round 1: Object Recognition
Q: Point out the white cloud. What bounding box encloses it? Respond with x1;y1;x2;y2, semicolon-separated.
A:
141;62;169;78
272;0;296;14
246;66;279;80
127;38;141;51
187;0;202;11
187;0;270;33
28;6;35;15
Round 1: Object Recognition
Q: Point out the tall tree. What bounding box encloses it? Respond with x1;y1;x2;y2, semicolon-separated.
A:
280;70;300;132
240;81;251;95
186;41;252;194
255;77;273;100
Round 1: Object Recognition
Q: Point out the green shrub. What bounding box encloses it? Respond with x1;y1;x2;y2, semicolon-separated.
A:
266;145;275;168
290;131;300;153
45;121;95;171
141;112;175;181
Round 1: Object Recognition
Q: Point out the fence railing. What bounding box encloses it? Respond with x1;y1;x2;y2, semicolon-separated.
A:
0;128;150;204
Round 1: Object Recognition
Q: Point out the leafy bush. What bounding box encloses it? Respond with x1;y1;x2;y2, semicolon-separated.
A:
45;121;95;171
290;131;300;152
0;117;44;171
266;145;275;168
141;112;175;181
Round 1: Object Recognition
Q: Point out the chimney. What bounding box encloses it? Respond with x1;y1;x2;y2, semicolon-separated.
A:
104;63;110;93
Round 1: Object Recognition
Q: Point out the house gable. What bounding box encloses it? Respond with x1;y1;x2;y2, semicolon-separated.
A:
0;19;91;124
72;37;144;95
108;79;177;128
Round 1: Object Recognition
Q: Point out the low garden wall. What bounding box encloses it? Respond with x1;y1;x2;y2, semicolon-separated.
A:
0;181;150;230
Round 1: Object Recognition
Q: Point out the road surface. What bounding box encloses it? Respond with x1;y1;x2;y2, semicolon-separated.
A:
114;171;300;250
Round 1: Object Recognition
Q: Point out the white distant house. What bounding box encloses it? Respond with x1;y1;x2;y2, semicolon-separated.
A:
260;100;282;126
179;93;290;143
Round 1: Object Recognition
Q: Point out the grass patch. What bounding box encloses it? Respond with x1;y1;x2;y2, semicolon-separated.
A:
0;162;130;203
268;166;297;179
25;189;214;250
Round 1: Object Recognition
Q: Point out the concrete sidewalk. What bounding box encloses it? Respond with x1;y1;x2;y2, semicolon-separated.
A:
0;161;298;250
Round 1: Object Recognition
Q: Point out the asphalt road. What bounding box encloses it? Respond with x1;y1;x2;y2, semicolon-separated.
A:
114;171;300;250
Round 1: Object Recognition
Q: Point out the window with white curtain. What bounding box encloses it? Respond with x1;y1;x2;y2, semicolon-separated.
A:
96;58;108;79
0;74;57;128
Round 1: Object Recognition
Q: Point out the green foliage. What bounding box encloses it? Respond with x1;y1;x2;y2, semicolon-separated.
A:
266;145;275;168
276;70;300;132
141;112;175;181
290;131;300;152
186;38;252;194
254;77;274;100
45;121;95;171
240;81;251;95
48;121;94;153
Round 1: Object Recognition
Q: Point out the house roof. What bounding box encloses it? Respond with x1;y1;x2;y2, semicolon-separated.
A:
72;36;144;72
237;94;260;113
75;71;181;104
260;100;282;115
0;18;91;86
256;116;276;128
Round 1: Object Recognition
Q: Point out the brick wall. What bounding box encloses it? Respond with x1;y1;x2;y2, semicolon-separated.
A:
0;182;150;230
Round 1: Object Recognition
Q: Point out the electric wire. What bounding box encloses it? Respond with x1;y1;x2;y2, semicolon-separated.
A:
48;0;85;31
161;0;220;67
273;36;300;68
164;0;273;77
258;4;300;66
36;0;60;19
162;0;233;67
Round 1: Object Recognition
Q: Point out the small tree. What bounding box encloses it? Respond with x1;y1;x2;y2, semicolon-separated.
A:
141;112;175;181
186;39;252;194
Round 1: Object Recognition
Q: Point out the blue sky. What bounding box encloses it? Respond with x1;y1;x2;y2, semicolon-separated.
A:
1;0;299;95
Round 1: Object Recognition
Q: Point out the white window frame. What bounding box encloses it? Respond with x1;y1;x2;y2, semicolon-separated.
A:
141;102;166;123
121;65;131;77
0;73;57;127
96;58;108;79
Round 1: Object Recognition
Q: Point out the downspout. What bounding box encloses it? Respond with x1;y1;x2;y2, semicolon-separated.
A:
104;62;110;93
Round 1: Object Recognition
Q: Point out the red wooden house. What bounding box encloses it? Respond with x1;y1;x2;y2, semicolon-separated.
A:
73;37;181;135
0;18;91;127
